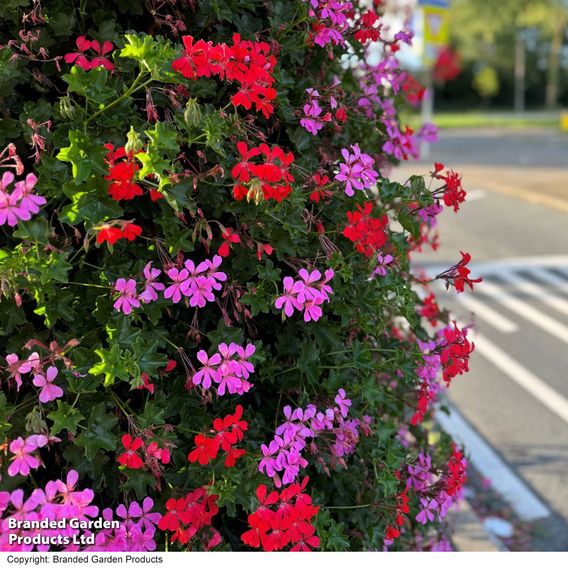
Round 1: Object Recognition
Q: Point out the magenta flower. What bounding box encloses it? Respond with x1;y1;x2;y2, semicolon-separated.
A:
138;262;165;303
32;366;63;403
128;497;162;532
113;278;140;314
163;268;189;304
0;173;31;227
335;388;352;417
298;268;322;301
335;144;378;197
303;298;323;322
372;253;394;277
5;352;39;391
14;173;46;215
189;276;214;308
193;350;221;389
275;276;305;317
205;255;227;290
416;497;439;525
8;436;45;477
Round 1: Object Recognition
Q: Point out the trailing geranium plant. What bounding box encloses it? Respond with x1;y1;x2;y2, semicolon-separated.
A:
0;0;481;552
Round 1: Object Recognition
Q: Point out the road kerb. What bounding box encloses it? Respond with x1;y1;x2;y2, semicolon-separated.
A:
449;498;505;552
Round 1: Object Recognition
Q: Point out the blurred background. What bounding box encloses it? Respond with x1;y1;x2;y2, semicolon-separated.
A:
388;0;568;552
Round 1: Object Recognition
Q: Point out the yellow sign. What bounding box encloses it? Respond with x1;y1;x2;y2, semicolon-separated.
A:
423;6;449;46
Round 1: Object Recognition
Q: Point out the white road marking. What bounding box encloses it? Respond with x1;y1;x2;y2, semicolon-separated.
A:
437;403;551;521
477;279;568;345
529;267;568;295
454;292;519;334
466;189;486;201
473;333;568;425
420;255;568;278
498;271;568;317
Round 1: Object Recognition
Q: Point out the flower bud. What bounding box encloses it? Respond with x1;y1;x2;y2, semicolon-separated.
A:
184;98;202;127
125;126;143;154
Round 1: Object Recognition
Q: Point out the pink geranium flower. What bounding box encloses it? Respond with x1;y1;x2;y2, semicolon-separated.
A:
33;366;63;403
275;276;305;317
164;268;189;304
8;436;46;477
113;278;140;314
64;36;114;72
138;262;164;303
193;350;221;389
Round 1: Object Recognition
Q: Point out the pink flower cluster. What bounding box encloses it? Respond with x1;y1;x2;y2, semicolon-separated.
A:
1;471;98;551
274;268;334;323
305;1;352;47
335;144;379;196
0;172;46;227
191;342;256;396
259;389;372;487
64;36;114;72
5;351;40;390
87;498;161;552
113;256;227;315
406;452;466;526
300;88;337;136
7;435;50;478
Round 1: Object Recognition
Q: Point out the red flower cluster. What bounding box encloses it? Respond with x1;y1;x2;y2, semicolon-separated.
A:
410;379;435;426
231;141;294;203
445;445;467;496
118;434;171;470
402;74;426;107
440;322;475;385
308;173;332;203
218;227;241;257
172;34;277;118
188;405;247;468
96;222;142;246
433;47;461;82
64;36;114;71
158;487;221;549
384;487;409;542
433;164;467;212
241;478;320;551
343;201;388;257
353;11;382;44
419;293;440;326
104;144;144;201
436;252;482;293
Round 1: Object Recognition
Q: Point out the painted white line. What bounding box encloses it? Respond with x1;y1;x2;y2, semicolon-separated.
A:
478;279;568;345
418;255;568;278
466;189;486;201
498;271;568;318
455;293;519;334
474;333;568;425
437;403;551;521
529;267;568;294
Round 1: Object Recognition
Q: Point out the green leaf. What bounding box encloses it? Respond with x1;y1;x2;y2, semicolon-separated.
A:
57;131;107;184
47;401;85;436
13;217;50;244
60;190;123;225
257;259;281;281
88;343;133;386
75;402;118;459
0;393;13;439
145;121;179;151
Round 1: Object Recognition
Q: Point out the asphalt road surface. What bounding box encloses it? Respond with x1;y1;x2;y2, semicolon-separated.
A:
396;128;568;551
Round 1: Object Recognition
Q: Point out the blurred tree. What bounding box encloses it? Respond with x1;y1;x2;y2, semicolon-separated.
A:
449;0;568;108
472;66;500;105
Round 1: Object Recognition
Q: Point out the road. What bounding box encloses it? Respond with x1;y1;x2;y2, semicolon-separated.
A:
396;128;568;551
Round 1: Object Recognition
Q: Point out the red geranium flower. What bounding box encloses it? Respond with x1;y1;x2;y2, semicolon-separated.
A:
118;434;144;469
187;434;220;465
